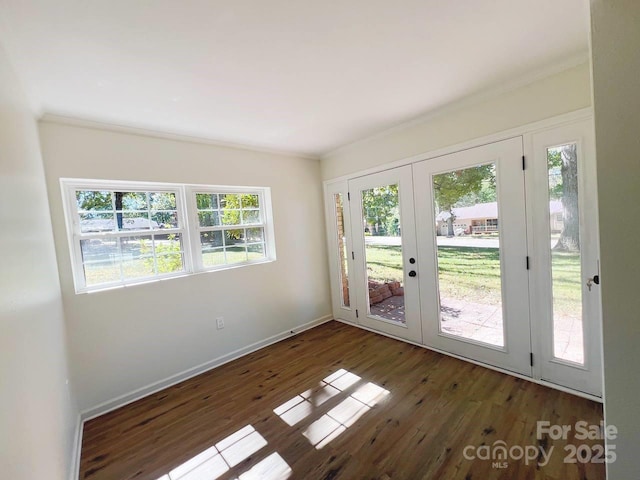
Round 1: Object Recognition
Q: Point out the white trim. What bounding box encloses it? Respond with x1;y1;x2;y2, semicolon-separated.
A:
60;179;276;293
323;108;593;184
79;314;333;422
333;319;602;403
69;413;83;480
40;113;320;161
323;55;590;159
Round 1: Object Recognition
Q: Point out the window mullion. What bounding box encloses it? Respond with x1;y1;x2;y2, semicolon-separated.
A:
182;185;199;273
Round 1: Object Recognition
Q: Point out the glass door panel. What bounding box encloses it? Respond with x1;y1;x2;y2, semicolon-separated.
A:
432;163;504;347
547;144;585;364
325;181;357;323
334;193;350;308
414;138;531;375
349;166;422;343
361;185;405;324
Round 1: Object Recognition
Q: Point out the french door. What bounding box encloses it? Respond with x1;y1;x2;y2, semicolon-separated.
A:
348;166;423;343
326;119;603;397
414;138;532;375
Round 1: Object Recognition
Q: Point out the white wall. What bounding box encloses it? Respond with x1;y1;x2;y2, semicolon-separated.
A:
39;121;332;413
0;47;77;479
590;1;640;478
321;62;592;180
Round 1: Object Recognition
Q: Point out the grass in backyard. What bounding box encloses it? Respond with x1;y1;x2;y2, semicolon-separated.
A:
364;245;404;283
365;244;581;314
550;251;582;317
84;246;263;286
437;246;502;304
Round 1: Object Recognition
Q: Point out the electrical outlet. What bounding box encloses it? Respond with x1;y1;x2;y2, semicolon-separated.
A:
216;317;225;330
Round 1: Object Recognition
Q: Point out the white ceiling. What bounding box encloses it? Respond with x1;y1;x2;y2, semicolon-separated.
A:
0;0;589;157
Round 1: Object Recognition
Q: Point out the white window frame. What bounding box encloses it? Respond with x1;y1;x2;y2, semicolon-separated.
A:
61;178;276;293
186;185;277;272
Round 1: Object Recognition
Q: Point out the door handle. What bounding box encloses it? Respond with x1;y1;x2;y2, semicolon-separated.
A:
586;274;600;291
408;270;417;277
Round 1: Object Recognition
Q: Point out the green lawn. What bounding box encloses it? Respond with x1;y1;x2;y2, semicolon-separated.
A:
84;246;264;286
436;246;502;304
365;244;581;314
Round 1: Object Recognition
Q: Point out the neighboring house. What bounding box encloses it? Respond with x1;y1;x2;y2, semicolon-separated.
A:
81;217;160;232
436;201;563;235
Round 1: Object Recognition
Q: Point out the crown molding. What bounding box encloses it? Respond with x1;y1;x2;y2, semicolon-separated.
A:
38;113;320;161
322;52;590;159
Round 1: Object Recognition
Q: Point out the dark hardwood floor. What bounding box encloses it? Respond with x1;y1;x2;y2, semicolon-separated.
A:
80;321;605;480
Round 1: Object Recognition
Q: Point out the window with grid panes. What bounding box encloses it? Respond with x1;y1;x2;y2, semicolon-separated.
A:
193;191;268;268
62;180;274;293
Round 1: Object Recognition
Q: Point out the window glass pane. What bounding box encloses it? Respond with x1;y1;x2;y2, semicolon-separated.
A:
201;230;224;248
225;229;245;246
221;209;241;226
153;234;184;274
152;211;178;229
196;193;218;210
241;194;260;209
334;193;350;308
150;192;177;210
241;209;260;225
83;261;121;285
246;228;264;243
548;144;584;364
121;211;152;230
225;246;248;264
119;235;155;279
80;237;118;262
80;238;120;285
203;247;226;267
80;212;115;233
156;252;184;273
198;211;220;227
76;190;113;211
219;194;239;209
119;192;148;210
248;243;265;260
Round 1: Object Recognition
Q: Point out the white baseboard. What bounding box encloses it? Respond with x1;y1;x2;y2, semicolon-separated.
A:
80;314;333;422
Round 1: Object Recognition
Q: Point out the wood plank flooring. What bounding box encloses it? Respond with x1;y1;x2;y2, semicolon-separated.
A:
80;321;605;480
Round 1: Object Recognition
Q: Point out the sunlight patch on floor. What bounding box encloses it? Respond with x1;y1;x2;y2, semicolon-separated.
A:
273;369;357;426
237;452;292;480
303;381;390;449
156;424;279;480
